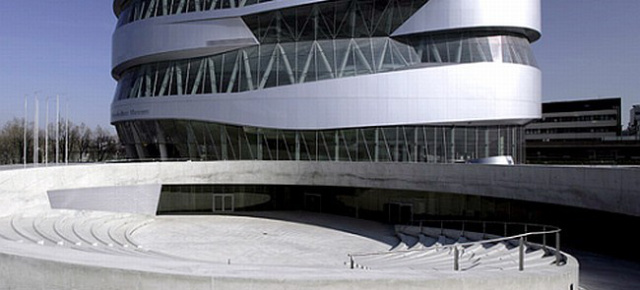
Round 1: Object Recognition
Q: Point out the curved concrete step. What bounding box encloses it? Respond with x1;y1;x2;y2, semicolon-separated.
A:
0;211;165;258
10;215;45;245
32;214;66;246
0;217;23;242
353;236;556;272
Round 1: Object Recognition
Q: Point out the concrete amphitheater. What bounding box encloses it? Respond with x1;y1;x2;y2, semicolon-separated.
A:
0;162;582;289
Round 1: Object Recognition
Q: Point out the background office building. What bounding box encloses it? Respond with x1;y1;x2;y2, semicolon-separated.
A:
628;104;640;136
111;0;542;164
525;98;640;164
525;98;621;142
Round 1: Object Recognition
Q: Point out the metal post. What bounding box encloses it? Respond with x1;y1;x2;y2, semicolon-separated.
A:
555;232;561;265
461;221;465;237
453;246;459;271
334;131;339;161
542;226;547;250
519;236;524;271
349;255;354;269
374;128;379;162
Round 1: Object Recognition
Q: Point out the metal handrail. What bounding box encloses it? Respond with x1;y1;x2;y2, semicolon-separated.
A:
105;157;192;163
348;220;564;272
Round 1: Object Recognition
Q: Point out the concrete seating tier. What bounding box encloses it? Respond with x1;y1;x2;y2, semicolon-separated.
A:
350;224;562;272
0;210;564;276
0;211;156;257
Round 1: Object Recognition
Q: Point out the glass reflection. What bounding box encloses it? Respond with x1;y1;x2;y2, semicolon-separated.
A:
115;120;526;163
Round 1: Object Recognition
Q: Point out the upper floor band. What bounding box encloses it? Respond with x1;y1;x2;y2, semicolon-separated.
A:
114;32;535;101
111;0;541;76
116;0;274;27
111;0;542;135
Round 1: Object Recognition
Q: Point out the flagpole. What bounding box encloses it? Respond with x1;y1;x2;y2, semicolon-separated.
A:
56;95;60;164
33;96;39;166
45;97;49;166
23;95;27;167
65;100;69;165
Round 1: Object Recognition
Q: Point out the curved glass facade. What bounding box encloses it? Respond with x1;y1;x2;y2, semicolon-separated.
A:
114;0;535;100
114;33;535;100
115;120;526;162
117;0;273;27
112;0;540;164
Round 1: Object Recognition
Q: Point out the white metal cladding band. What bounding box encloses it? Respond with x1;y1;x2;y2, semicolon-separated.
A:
392;0;541;40
111;63;541;129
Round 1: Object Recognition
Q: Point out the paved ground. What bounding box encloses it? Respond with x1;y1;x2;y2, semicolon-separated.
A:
0;210;583;289
134;212;639;289
569;249;640;290
132;212;398;268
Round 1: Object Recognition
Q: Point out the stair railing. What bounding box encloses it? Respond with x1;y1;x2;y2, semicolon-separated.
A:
348;220;563;272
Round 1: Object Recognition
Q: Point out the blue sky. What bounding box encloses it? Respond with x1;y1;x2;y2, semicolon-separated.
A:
533;0;640;126
0;1;115;130
0;0;639;130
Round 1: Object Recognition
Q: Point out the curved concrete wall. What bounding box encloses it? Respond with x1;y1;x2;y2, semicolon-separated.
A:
0;239;579;290
2;162;638;218
0;161;592;289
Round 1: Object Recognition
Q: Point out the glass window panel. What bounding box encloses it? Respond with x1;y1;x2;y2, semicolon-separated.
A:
117;121;526;163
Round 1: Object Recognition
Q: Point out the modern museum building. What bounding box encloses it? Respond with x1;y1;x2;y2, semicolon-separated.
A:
111;0;542;165
1;1;615;288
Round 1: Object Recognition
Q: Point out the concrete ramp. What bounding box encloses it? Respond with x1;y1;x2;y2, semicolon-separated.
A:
47;184;162;215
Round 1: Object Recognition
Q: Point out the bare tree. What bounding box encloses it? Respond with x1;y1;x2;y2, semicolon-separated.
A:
92;126;119;161
0;119;26;164
0;119;123;165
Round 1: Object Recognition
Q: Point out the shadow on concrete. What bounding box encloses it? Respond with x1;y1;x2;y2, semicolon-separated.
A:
234;211;399;247
568;248;640;290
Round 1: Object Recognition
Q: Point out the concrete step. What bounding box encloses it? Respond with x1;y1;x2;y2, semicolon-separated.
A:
353;236;557;272
0;217;23;242
10;215;45;245
397;233;420;249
